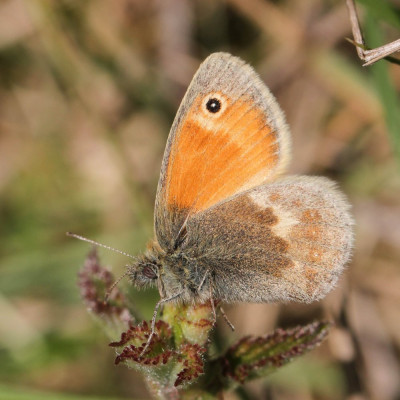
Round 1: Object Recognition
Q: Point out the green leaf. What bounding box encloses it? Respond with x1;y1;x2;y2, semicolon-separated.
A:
356;0;400;30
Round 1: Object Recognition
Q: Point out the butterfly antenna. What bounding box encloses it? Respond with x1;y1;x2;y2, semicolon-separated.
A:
66;232;136;260
104;269;131;303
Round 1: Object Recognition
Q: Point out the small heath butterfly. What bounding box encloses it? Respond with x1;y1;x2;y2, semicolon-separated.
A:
132;52;353;307
79;53;353;346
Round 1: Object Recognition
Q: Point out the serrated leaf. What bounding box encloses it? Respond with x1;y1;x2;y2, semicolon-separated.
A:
110;321;207;388
205;321;331;391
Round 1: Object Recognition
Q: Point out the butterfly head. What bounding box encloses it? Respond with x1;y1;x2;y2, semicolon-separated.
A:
128;260;159;289
128;246;161;290
128;242;211;303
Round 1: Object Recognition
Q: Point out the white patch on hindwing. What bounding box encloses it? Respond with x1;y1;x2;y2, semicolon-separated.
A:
249;190;298;240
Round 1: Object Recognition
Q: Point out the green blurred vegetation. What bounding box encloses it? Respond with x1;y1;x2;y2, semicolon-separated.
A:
0;0;399;399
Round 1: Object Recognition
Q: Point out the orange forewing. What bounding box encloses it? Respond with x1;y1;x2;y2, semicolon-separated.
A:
165;95;279;212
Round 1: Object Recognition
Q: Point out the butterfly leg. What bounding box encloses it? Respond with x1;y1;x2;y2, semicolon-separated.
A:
219;306;235;331
210;297;217;324
197;269;210;293
197;270;217;324
191;270;218;326
139;291;183;357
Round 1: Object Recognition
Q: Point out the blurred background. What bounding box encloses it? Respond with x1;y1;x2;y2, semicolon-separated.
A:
0;0;400;399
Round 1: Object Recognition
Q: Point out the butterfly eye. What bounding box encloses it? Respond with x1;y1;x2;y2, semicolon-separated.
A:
142;265;157;280
206;98;221;113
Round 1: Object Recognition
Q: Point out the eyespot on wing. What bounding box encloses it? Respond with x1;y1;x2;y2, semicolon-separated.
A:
154;52;291;249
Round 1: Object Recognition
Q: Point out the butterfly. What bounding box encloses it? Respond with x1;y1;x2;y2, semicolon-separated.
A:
128;52;353;319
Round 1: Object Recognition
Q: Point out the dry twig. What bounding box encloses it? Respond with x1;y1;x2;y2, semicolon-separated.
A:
346;0;400;66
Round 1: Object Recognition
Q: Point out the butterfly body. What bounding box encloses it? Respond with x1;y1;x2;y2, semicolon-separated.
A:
130;241;211;304
128;52;353;307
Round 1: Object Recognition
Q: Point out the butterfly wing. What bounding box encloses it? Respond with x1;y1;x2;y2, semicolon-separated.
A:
181;176;353;303
155;53;291;249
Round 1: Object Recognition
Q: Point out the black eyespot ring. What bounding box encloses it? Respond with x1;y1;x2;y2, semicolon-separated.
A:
206;98;221;113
